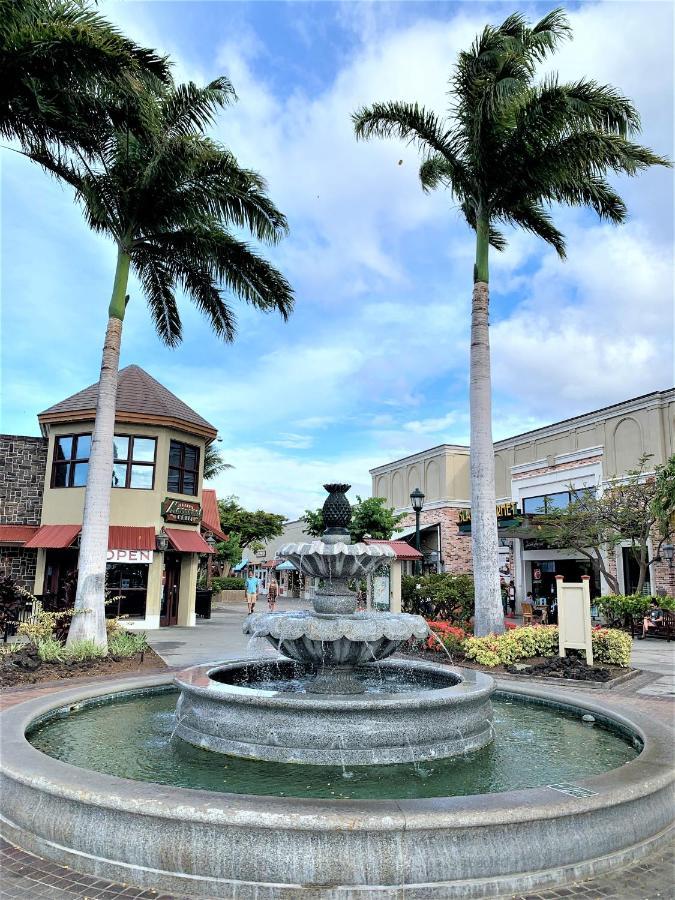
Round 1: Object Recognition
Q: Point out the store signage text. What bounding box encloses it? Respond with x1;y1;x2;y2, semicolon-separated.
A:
107;549;153;564
161;498;202;525
458;501;519;524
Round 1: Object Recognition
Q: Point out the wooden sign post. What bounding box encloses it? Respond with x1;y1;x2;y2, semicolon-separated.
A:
556;574;593;665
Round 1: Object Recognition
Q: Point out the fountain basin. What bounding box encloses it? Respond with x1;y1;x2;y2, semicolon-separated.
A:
174;659;495;764
277;538;395;580
243;610;429;693
2;674;672;899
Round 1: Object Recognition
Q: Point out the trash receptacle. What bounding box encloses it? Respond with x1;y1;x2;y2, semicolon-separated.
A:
195;588;213;619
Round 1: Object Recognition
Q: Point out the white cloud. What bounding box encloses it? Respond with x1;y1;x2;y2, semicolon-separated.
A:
269;432;314;449
404;412;458;435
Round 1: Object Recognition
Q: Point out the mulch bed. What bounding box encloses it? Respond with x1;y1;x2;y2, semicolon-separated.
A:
395;647;627;682
0;646;167;688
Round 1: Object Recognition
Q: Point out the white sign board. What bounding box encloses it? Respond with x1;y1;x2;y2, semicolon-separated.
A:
106;549;154;564
556;575;593;665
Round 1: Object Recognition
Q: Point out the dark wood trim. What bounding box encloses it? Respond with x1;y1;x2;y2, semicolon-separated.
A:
111;433;157;491
167;439;200;497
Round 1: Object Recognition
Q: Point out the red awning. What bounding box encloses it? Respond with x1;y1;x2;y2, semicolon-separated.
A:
108;526;155;551
24;524;81;549
200;489;228;542
165;527;214;554
364;539;423;561
0;525;39;545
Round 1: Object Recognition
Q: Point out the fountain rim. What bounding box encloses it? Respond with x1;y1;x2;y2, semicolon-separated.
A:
4;669;672;825
173;658;489;709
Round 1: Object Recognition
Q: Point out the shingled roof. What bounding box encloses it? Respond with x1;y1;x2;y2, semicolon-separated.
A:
38;365;217;440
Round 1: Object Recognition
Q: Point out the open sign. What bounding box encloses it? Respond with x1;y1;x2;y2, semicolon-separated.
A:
107;549;154;564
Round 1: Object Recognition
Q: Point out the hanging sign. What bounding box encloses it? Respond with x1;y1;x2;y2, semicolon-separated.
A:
107;549;153;564
161;498;202;525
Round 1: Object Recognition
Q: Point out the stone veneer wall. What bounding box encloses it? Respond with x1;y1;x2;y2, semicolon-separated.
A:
398;507;473;574
0;547;38;590
0;435;48;525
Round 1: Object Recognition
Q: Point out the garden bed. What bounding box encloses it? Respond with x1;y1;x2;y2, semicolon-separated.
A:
0;646;166;689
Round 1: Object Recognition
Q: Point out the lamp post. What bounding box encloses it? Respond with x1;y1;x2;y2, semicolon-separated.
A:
205;532;217;587
410;487;425;576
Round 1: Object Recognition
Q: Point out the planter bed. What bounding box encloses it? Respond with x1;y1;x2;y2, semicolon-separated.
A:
0;647;166;689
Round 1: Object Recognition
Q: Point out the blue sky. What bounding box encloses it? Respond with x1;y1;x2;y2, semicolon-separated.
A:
1;1;673;517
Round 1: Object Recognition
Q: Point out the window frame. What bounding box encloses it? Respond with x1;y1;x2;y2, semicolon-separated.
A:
167;439;201;497
51;433;92;489
111;434;157;491
522;490;572;515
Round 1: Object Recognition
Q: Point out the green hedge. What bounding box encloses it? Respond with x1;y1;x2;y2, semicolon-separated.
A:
463;625;632;668
598;594;675;623
211;576;246;591
402;573;474;622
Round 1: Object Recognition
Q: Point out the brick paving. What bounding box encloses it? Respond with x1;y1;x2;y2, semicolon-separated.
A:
1;639;673;899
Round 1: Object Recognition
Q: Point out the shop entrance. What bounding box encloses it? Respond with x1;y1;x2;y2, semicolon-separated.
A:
160;553;181;626
530;558;599;601
42;549;79;603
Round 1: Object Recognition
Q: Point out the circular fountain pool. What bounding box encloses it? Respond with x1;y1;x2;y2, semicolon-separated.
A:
3;673;672;899
28;684;639;800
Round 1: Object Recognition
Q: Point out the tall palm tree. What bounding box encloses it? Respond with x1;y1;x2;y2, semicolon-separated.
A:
1;0;169;151
353;8;669;636
203;444;233;481
29;79;293;647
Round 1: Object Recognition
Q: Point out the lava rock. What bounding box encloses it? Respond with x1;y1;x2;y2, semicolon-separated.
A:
505;655;612;682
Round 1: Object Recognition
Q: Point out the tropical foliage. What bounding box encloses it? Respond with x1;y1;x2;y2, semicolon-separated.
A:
1;0;169;150
218;496;286;548
203;444;232;481
598;594;675;626
353;8;670;638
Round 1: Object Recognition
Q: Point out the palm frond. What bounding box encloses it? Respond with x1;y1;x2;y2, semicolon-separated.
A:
160;78;236;137
502;202;566;257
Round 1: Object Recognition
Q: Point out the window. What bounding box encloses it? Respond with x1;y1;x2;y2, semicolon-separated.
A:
167;440;200;496
52;434;91;487
112;435;156;489
522;491;571;514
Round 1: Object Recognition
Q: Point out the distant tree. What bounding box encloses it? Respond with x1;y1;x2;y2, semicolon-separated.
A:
302;496;404;543
203;444;232;481
214;533;241;577
218;496;286;549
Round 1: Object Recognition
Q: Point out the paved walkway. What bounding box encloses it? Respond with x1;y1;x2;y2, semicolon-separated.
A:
1;616;673;900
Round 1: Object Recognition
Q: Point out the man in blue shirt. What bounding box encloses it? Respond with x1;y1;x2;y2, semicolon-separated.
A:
245;575;260;614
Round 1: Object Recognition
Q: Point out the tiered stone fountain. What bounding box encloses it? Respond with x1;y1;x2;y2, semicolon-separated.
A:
173;484;495;764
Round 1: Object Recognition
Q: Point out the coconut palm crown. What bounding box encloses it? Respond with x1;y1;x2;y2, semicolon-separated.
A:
353;8;670;636
1;0;170;151
28;78;293;647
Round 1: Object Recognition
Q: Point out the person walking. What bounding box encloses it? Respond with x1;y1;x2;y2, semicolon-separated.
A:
245;574;260;614
507;581;516;617
267;577;279;612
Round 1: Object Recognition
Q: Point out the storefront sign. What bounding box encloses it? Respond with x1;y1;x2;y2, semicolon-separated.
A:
458;501;519;524
107;549;154;564
161;498;202;525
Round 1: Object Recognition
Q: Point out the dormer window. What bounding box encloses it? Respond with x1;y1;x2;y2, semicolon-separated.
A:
52;434;91;487
167;440;200;496
112;435;157;489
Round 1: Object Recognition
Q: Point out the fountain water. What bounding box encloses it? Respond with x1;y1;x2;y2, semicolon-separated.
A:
173;483;496;765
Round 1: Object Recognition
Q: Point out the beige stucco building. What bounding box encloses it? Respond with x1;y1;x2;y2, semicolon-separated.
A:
1;365;226;629
371;389;675;603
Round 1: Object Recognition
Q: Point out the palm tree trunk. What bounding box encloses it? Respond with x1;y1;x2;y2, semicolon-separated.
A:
66;248;130;647
470;213;504;637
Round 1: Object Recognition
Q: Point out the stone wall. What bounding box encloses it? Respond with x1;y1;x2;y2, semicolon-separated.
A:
399;506;473;574
0;435;48;525
0;547;38;590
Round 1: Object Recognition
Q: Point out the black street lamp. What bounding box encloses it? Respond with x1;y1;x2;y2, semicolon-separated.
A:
410;487;425;576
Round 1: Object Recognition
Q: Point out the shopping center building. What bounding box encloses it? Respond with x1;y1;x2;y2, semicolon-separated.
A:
370;389;675;606
0;365;226;628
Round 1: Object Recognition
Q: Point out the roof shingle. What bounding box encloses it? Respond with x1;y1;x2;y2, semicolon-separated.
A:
38;365;216;439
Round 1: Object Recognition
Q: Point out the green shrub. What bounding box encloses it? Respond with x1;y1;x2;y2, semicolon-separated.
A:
36;637;106;663
462;625;631;669
598;594;675;624
108;630;148;658
402;573;474;622
35;636;66;662
591;628;632;666
211;576;246;592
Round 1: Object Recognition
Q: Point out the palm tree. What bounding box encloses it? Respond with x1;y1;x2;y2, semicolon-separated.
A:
29;79;293;647
203;444;233;481
353;8;669;636
1;0;169;151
